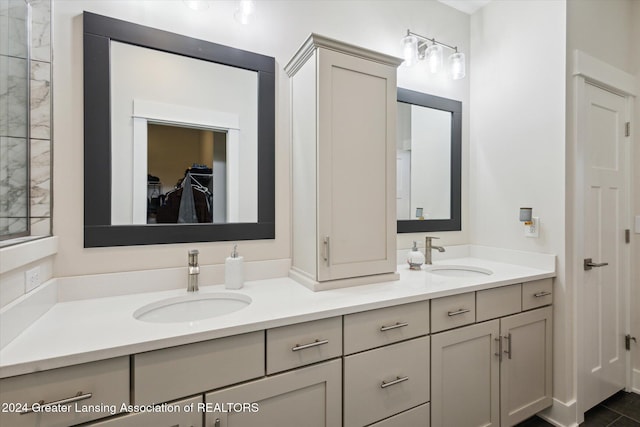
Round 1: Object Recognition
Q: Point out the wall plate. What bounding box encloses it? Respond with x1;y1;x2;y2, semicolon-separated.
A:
524;217;539;238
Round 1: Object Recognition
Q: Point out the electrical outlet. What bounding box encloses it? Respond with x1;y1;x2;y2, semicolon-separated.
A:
25;266;41;293
524;217;539;238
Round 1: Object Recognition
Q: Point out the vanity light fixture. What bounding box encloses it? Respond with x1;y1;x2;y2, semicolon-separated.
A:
401;30;466;80
234;0;255;24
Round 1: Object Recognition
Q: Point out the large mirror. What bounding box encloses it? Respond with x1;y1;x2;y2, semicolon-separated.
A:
396;88;461;233
83;12;275;247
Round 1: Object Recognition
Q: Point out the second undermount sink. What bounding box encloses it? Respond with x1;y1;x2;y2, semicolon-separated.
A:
134;292;251;323
426;265;493;277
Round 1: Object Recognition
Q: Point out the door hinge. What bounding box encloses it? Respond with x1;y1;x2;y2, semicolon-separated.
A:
625;122;630;137
625;334;637;351
625;229;631;244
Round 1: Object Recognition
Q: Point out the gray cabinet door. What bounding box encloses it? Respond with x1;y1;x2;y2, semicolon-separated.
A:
500;306;553;426
431;320;500;427
316;46;397;282
204;359;341;427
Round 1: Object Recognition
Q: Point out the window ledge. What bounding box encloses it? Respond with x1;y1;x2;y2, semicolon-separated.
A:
0;236;58;275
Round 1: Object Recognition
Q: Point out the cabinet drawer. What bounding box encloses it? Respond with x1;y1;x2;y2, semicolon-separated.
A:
344;300;429;354
369;403;430;427
266;317;342;374
133;331;264;405
523;278;553;310
205;359;342;427
86;395;202;427
344;336;430;427
431;293;475;333
0;357;129;427
477;284;522;322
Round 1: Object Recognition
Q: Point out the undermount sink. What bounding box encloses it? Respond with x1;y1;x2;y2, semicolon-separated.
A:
426;265;493;277
134;292;251;323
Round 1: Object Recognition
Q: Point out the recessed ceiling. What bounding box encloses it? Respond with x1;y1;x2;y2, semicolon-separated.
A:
437;0;492;15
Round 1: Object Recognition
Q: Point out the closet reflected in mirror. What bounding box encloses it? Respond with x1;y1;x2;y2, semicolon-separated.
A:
146;124;238;225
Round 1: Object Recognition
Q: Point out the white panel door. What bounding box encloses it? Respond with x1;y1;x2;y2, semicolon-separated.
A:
581;82;629;411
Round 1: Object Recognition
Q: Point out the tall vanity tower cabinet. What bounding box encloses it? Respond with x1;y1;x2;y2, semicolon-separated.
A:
286;34;403;291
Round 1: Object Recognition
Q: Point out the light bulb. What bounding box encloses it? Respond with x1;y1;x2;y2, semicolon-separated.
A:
425;44;443;74
449;52;465;80
401;34;418;67
183;0;209;11
234;0;255;24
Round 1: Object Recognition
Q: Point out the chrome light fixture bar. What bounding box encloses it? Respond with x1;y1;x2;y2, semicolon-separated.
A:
401;29;466;80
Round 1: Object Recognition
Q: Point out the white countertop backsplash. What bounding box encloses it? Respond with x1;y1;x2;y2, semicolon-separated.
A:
0;245;555;378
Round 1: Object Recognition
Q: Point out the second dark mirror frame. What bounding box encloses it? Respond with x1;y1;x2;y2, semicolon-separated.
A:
397;88;462;233
83;12;275;247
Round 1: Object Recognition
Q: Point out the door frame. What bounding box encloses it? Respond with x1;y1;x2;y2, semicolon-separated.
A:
572;49;636;421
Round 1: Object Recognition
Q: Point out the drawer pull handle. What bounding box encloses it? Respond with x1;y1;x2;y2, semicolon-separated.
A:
19;391;92;415
447;308;470;317
534;291;552;298
503;333;512;359
380;376;409;388
380;322;409;331
323;236;331;266
292;339;329;351
494;336;502;362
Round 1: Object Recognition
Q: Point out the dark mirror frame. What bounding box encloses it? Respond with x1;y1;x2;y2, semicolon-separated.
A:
397;88;462;233
83;12;275;247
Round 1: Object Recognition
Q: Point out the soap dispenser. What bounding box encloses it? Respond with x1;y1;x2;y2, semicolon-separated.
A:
407;241;425;270
225;244;244;290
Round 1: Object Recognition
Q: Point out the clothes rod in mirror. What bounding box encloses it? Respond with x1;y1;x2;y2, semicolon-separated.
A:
401;30;465;80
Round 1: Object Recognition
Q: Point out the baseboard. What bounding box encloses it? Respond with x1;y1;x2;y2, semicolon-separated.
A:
538;398;578;427
633;368;640;394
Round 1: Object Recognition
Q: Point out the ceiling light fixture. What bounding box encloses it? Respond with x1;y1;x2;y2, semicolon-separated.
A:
401;29;466;80
183;0;209;11
234;0;255;25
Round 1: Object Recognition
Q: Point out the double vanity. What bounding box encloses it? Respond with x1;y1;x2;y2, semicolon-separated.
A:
1;10;556;427
0;250;554;427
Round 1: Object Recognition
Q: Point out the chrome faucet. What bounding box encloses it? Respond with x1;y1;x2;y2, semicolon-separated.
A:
424;236;446;265
187;249;200;292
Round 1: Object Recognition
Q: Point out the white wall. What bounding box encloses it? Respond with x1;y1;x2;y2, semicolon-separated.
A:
469;0;567;404
52;0;470;278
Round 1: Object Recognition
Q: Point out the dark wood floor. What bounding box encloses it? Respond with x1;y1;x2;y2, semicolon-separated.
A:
515;391;640;427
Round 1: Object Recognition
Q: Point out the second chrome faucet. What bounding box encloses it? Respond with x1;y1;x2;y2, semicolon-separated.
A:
425;236;446;265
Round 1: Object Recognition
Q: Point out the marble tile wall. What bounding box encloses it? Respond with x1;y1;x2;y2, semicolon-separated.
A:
0;0;51;241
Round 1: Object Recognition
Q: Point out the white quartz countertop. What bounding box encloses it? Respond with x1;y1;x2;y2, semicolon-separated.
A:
0;257;554;378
